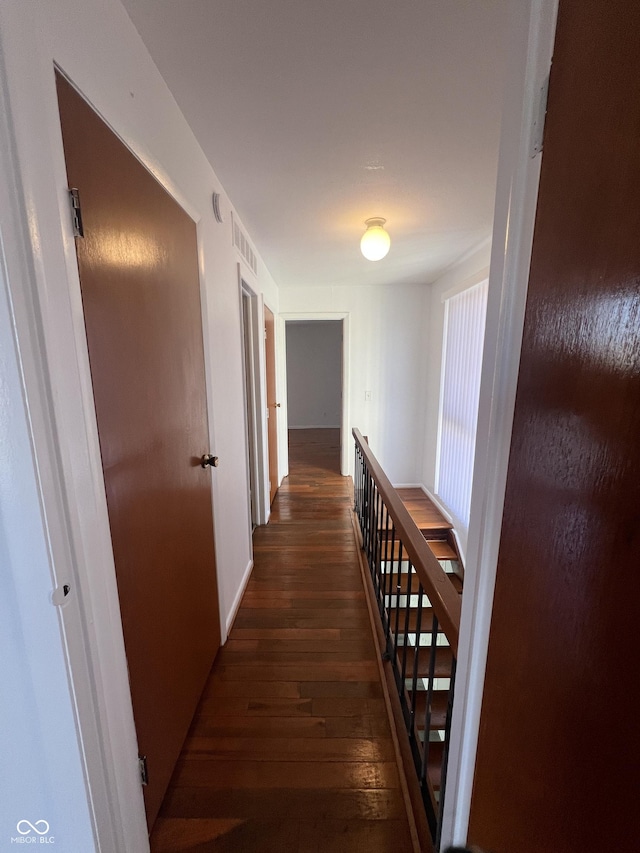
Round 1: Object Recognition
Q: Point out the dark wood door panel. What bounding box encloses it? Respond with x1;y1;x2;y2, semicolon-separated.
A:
469;2;640;851
56;73;221;828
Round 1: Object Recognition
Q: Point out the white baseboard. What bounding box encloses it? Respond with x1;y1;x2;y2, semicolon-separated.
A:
418;484;454;525
225;558;253;639
419;486;467;565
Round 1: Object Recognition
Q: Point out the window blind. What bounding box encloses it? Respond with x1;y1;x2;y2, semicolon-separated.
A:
435;279;489;530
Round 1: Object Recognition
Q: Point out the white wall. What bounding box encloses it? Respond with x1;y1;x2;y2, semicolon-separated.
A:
420;240;492;497
279;284;429;484
286;321;342;428
0;0;279;848
0;245;96;852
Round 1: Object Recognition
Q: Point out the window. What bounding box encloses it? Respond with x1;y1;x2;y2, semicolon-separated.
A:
435;279;489;531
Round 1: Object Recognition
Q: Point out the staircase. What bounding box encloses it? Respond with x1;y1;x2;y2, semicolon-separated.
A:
393;489;462;798
353;431;462;848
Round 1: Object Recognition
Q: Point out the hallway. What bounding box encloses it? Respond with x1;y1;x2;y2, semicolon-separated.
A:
150;429;415;852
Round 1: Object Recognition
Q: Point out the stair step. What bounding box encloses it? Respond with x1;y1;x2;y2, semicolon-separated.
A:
375;538;455;562
396;488;453;533
447;573;463;594
425;540;457;560
408;689;450;730
382;570;461;597
383;606;434;633
396;643;454;679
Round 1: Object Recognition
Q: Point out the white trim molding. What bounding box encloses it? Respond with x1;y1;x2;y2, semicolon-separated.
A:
225;559;254;636
238;270;269;528
0;23;148;851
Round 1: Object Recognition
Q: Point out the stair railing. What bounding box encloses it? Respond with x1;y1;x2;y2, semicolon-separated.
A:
353;428;461;847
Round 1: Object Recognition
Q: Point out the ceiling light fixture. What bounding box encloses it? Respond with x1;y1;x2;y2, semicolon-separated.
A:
360;217;390;261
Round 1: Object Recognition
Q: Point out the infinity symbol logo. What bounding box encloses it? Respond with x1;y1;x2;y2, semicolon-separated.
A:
16;820;50;836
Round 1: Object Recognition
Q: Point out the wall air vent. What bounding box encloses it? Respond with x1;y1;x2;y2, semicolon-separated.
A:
212;191;224;223
231;212;258;275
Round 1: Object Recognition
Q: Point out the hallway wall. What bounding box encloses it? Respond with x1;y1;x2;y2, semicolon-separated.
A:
279;283;429;484
0;242;96;851
0;0;280;848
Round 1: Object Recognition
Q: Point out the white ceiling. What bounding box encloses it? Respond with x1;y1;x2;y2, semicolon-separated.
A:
121;0;512;288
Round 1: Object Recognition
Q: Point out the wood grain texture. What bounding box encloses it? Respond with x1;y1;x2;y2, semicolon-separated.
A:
56;73;220;828
150;429;414;851
469;3;640;851
396;488;453;533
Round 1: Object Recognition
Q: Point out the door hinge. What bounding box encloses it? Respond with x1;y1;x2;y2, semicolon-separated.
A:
68;188;84;237
264;327;267;341
138;755;149;786
530;74;549;158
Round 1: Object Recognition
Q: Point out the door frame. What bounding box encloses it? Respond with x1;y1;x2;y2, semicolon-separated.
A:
0;59;223;851
238;269;269;527
279;312;351;477
263;303;280;504
441;0;559;846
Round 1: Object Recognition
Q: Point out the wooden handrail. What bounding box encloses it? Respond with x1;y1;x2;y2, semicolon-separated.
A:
352;428;461;655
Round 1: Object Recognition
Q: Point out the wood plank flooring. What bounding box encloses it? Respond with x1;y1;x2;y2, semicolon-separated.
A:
150;428;414;852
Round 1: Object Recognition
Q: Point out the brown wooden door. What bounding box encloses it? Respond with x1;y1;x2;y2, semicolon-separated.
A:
469;2;640;851
264;305;279;504
56;74;221;828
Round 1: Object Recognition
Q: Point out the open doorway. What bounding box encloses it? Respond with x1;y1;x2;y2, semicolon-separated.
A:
239;274;267;528
285;320;343;476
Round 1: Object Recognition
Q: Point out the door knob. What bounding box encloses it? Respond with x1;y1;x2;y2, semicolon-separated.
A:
201;454;219;468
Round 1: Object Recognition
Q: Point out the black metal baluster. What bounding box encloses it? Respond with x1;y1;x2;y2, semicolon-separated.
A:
375;503;389;613
366;478;376;571
363;470;371;554
399;559;414;720
384;523;396;647
360;449;364;516
354;445;360;518
368;478;376;568
420;614;439;786
371;496;380;599
381;509;392;629
435;656;457;851
360;451;366;532
409;581;425;753
372;487;382;596
391;540;405;687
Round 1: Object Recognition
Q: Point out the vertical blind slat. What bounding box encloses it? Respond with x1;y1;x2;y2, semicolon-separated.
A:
435;280;488;529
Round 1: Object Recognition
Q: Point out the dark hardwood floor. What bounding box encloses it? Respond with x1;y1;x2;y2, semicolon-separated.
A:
150;428;414;852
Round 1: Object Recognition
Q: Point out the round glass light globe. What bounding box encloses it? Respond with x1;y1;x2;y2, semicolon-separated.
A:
360;219;390;261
